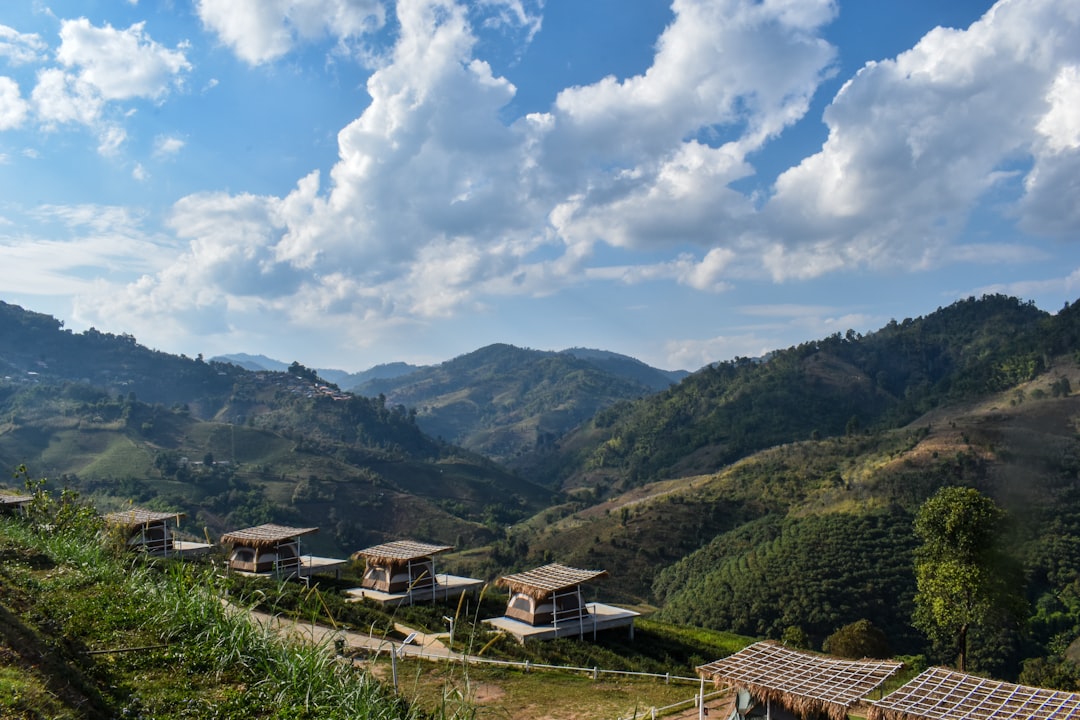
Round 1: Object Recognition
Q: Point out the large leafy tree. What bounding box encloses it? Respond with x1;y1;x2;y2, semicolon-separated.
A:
912;486;1026;671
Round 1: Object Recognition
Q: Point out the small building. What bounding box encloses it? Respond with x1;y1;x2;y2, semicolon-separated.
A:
103;507;212;558
0;492;33;515
345;539;483;606
484;562;639;642
698;641;904;720
868;666;1080;720
220;523;347;581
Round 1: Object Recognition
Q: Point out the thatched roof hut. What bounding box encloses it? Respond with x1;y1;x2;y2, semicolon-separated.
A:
104;508;187;555
497;563;607;626
868;666;1080;720
499;563;607;597
352;540;452;594
698;641;904;720
221;523;318;574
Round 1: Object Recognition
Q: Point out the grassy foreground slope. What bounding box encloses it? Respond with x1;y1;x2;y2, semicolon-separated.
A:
0;502;447;720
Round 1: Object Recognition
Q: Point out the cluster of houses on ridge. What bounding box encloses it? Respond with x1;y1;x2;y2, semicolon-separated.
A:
0;493;637;644
6;491;1080;720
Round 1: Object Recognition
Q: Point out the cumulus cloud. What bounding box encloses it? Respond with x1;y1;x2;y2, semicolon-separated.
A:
196;0;385;65
0;76;29;129
0;24;47;64
31;68;105;126
762;0;1080;279
87;0;1080;357
56;19;191;101
24;19;190;154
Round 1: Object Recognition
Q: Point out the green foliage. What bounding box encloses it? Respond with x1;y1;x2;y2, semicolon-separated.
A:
0;515;450;719
654;509;921;652
822;619;891;659
538;294;1052;489
912;487;1027;672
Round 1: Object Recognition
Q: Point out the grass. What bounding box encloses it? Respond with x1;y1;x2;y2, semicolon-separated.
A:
0;498;458;720
389;660;701;720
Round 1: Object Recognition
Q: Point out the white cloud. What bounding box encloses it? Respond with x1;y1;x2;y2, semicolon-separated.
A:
196;0;385;65
132;163;148;181
0;76;29;130
56;19;191;101
31;68;105;126
154;135;185;156
763;0;1080;278
83;0;1080;360
0;24;47;65
97;125;127;156
1;205;169;297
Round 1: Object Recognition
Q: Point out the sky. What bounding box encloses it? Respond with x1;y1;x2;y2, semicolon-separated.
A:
1;0;1079;373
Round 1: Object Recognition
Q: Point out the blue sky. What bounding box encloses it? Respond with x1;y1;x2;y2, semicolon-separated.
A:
2;0;1079;373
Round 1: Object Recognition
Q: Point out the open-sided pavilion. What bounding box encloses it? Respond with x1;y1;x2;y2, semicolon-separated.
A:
698;641;905;720
220;523;347;581
345;539;483;606
103;507;212;558
484;562;639;642
868;666;1080;720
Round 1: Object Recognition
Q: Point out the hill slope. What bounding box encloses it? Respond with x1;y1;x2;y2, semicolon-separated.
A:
527;295;1072;492
353;343;678;463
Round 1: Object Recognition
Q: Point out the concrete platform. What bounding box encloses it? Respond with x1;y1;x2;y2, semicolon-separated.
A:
345;573;485;606
230;555;349;580
484;602;639;643
171;540;213;558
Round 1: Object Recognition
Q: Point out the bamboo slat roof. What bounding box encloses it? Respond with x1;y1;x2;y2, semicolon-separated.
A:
220;523;318;547
498;563;608;598
698;641;905;720
104;508;186;528
353;540;453;563
868;666;1080;720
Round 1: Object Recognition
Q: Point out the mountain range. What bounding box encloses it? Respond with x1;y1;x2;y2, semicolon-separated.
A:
4;294;1080;683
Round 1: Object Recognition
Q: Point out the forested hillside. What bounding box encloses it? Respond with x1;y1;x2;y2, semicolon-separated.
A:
354;343;678;462
6;294;1080;687
0;304;553;554
529;295;1075;491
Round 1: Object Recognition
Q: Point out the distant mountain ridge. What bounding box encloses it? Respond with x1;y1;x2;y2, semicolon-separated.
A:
8;294;1080;683
209;353;421;388
350;343;688;462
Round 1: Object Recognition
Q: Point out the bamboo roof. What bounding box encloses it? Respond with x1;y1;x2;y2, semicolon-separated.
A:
353;540;453;564
104;508;186;529
698;641;905;720
868;666;1080;720
498;563;608;598
220;523;318;548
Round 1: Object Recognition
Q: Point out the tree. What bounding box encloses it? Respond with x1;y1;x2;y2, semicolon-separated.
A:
823;619;891;659
912;486;1026;671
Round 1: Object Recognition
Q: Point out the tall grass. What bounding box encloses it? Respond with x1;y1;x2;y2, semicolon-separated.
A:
2;474;474;719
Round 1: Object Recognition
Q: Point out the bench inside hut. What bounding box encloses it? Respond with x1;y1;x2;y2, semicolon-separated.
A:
485;563;639;642
104;507;211;558
698;641;904;720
